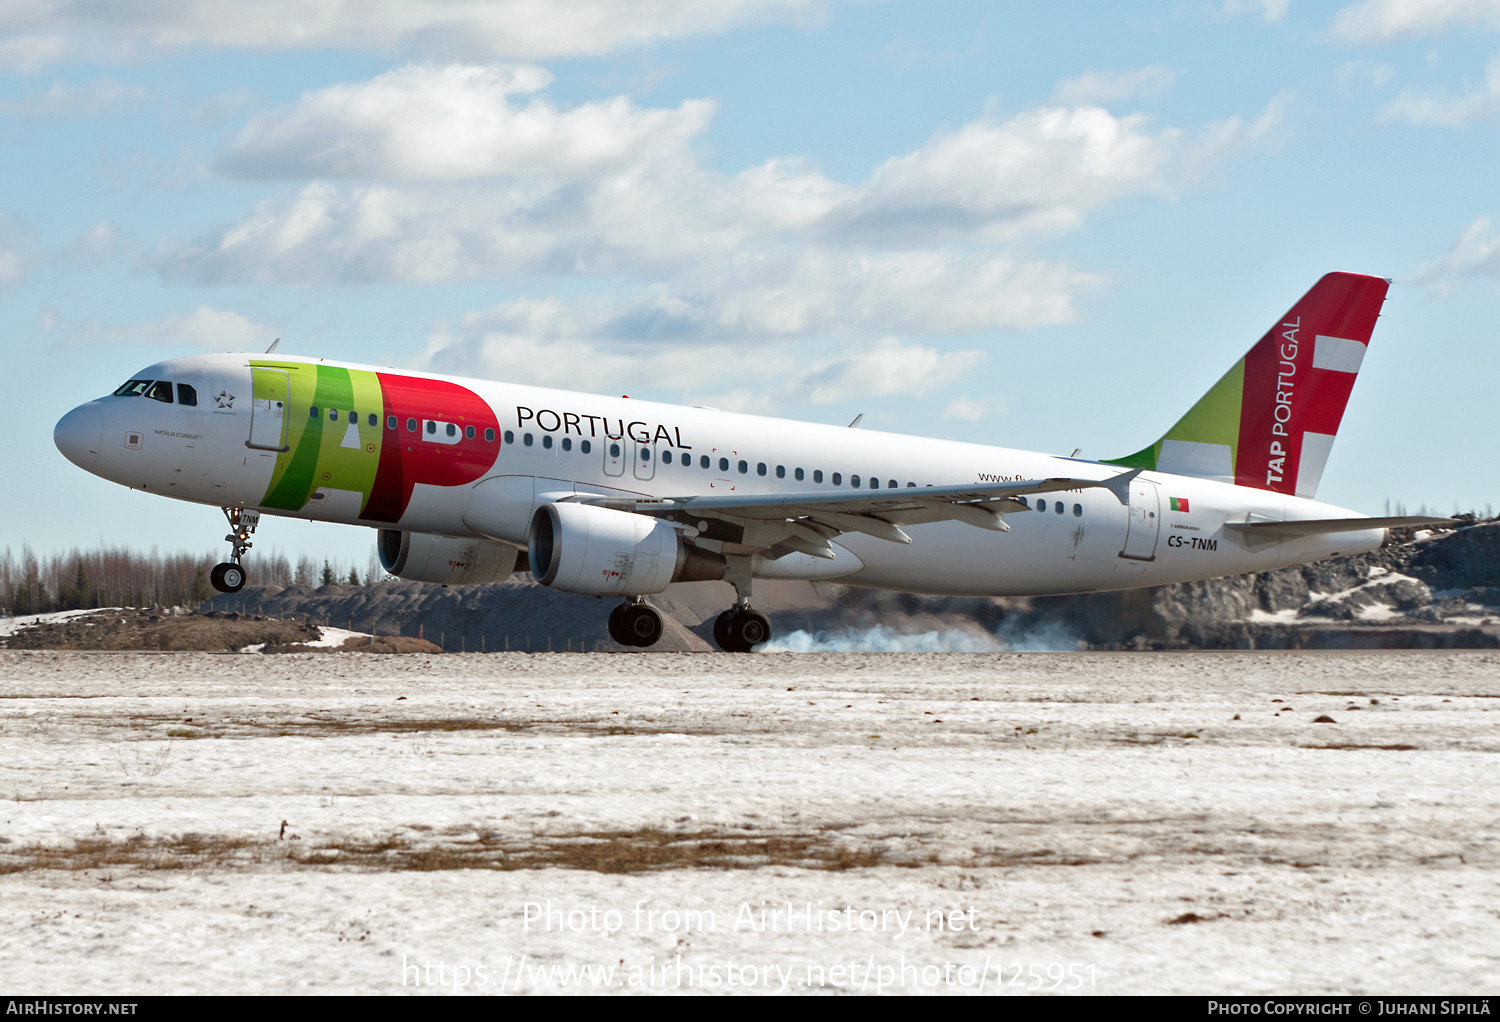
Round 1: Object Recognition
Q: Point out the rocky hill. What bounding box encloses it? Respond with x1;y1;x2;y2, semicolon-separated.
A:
193;521;1500;652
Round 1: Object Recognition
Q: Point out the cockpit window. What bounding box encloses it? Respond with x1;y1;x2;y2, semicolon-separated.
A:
113;379;153;397
176;384;198;407
145;381;174;403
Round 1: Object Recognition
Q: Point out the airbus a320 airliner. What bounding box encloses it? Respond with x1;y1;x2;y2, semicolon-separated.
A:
53;272;1445;651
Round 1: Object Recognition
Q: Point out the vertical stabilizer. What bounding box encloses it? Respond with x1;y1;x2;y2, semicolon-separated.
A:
1105;272;1388;498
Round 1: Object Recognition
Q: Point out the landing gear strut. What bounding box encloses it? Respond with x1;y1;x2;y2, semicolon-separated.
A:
711;555;772;652
210;507;259;594
608;599;664;648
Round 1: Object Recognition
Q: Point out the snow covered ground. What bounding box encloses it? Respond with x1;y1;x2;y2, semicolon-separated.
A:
0;649;1497;995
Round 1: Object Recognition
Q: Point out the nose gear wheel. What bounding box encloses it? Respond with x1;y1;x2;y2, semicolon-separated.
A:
210;507;260;594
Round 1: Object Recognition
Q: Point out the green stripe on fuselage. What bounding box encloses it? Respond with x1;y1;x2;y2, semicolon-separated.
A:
253;362;383;513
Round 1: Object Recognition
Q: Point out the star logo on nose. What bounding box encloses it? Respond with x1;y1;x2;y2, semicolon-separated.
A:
214;391;235;409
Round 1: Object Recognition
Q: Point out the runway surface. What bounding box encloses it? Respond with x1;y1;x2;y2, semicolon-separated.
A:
1;649;1496;994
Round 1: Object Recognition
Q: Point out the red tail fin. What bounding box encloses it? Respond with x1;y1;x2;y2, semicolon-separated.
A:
1107;272;1389;498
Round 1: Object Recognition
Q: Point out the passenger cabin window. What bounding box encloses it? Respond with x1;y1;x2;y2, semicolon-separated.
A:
146;381;174;403
486;428;496;442
1056;502;1065;515
757;462;766;476
580;440;591;454
608;441;619;456
776;465;785;478
446;423;457;437
465;425;475;440
832;473;842;485
426;421;436;434
700;455;709;469
113;379;153;397
1073;503;1083;517
368;413;378;427
542;434;552;449
851;474;861;488
1036;500;1047;513
719;458;729;472
738;460;748;474
795;468;804;481
503;430;513;444
526;433;535;447
662;450;672;464
562;437;571;451
387;416;397;430
640;447;650;461
176;384;197;407
330;409;338;421
814;470;823;483
407;418;417;432
311;406;320;418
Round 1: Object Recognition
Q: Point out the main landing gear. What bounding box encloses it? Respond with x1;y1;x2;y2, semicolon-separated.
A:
713;607;771;653
608;598;664;648
210;507;260;594
711;556;772;653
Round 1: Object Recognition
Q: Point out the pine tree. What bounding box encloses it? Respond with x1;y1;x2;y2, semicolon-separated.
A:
347;567;360;586
321;560;337;586
190;568;212;604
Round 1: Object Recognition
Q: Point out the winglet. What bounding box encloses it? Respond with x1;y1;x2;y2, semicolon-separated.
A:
266;338;280;354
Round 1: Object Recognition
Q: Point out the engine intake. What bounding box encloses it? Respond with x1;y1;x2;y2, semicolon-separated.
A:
377;529;523;585
529;502;724;596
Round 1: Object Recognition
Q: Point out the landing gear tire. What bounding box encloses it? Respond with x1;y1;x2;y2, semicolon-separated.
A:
609;602;663;648
713;610;736;650
715;608;772;652
210;562;246;594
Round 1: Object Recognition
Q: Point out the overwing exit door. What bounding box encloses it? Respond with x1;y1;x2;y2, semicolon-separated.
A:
602;437;625;476
633;440;656;481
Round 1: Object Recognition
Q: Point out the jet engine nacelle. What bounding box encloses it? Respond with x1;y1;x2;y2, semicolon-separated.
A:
528;502;724;596
377;529;521;585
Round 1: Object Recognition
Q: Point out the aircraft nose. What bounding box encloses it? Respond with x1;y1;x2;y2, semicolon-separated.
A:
54;403;103;471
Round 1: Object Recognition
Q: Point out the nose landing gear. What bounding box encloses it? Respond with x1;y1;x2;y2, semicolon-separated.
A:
210;507;259;594
608;599;664;648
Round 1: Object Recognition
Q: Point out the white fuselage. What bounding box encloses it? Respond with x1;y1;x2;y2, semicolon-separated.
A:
55;353;1384;597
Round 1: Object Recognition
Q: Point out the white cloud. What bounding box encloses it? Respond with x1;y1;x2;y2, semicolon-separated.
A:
1336;60;1396;95
1219;0;1291;22
0;1;841;67
1050;66;1177;107
0;78;144;117
217;63;714;181
1379;52;1500;126
0;211;36;290
62;221;122;264
63;306;280;349
1328;0;1500;44
943;396;1000;421
1416;216;1500;286
161;64;1284;402
420;299;982;408
790;337;981;404
184;86;1247;288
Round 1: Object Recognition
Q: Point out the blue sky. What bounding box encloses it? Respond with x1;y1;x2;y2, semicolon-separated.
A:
5;0;1500;567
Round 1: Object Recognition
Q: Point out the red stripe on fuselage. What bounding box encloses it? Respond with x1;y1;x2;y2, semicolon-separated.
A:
361;373;501;524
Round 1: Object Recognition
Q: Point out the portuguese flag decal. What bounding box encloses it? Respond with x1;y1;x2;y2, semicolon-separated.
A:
1170;497;1190;512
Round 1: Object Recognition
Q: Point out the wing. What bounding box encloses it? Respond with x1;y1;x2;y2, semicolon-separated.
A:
566;472;1138;561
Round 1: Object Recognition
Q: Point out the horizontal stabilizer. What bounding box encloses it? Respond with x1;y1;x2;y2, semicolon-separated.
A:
1223;515;1453;540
